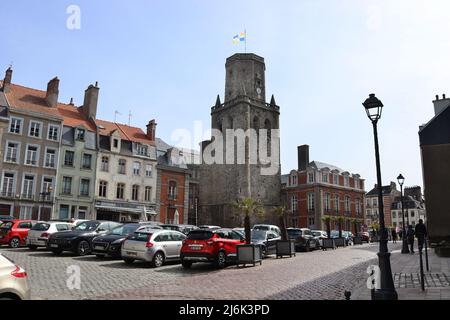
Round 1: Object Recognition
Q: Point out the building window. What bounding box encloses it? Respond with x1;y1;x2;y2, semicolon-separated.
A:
308;217;315;228
113;139;119;148
80;179;90;196
22;175;35;199
42;177;53;200
5;142;19;163
19;206;33;220
356;198;361;215
168;181;177;199
78;207;87;219
133;162;141;175
1;172;15;197
137;144;148;156
373;198;378;207
291;194;298;211
9;117;22;134
307;193;315;211
366;198;371;206
29;121;42;138
45;148;56;168
334;194;339;213
98;181;107;197
118;159;126;174
392;212;396;219
59;205;69;219
145;186;152;202
324;193;330;211
344;176;349;187
82;154;92;169
76;128;85;141
322;173;329;183
62;176;72;195
291;175;297;186
366;209;371;216
132;185;139;201
333;174;338;185
308;172;315;183
48;125;59;141
64;151;74;166
355;179;360;189
25;145;39;166
345;196;351;213
145;164;153;177
116;183;125;199
410;211;415;217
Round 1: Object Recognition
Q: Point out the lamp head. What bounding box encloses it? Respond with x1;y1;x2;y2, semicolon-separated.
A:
363;93;383;122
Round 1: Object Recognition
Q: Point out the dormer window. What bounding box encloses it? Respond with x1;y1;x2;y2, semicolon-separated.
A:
76;128;85;141
113;139;119;148
136;144;148;156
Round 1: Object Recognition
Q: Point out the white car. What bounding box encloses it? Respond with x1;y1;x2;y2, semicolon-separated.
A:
311;230;328;247
252;224;281;236
26;221;74;249
0;253;30;300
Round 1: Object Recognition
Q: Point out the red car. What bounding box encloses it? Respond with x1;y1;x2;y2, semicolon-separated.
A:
0;220;35;248
180;228;244;269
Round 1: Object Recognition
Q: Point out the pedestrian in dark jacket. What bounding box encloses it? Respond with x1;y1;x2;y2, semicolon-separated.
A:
415;219;427;251
391;229;397;243
406;225;415;254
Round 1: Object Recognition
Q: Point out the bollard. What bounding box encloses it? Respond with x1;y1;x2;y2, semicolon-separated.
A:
424;238;429;272
344;291;351;300
419;248;425;291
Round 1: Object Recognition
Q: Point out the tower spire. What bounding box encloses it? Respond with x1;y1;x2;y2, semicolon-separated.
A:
215;94;221;108
270;94;276;106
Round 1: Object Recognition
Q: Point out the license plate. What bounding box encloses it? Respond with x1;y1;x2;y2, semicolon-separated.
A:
126;251;137;256
50;244;59;248
189;245;202;250
94;246;104;250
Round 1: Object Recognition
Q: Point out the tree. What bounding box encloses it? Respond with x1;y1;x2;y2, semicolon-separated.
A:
321;215;332;238
274;206;288;241
235;198;264;244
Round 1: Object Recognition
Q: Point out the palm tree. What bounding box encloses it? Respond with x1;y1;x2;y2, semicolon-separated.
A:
235;198;264;244
274;206;288;241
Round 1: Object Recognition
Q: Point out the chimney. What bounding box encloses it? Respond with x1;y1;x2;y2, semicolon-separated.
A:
82;83;99;119
432;94;450;115
2;67;12;93
146;119;157;141
45;77;59;108
298;145;309;171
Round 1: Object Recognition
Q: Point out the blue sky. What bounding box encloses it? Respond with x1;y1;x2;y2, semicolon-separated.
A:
1;0;450;190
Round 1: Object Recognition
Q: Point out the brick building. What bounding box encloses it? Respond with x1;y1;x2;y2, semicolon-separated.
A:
365;182;400;229
281;145;366;232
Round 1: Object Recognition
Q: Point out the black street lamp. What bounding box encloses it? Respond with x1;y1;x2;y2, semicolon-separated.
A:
363;94;398;300
397;174;409;254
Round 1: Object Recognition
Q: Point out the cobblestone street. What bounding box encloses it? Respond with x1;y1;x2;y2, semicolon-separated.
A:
0;243;394;300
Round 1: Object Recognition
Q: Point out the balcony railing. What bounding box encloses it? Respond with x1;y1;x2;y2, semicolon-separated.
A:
0;191;14;198
168;194;177;201
21;193;34;200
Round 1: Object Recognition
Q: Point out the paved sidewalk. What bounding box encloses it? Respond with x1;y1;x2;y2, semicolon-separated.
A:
353;243;450;300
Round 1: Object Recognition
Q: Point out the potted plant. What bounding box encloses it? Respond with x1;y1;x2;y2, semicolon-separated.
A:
274;206;295;258
234;198;263;267
321;215;335;250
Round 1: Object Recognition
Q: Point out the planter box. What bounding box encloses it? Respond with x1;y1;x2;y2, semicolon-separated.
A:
275;240;296;258
322;238;336;250
334;237;346;247
236;244;262;267
353;236;363;245
435;246;450;257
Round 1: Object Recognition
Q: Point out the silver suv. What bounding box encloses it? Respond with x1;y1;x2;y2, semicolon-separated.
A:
121;229;186;267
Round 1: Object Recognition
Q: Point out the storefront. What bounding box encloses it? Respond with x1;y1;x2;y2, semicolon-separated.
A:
95;200;157;222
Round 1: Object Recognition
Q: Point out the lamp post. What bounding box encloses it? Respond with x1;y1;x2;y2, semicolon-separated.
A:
363;93;398;300
397;174;409;254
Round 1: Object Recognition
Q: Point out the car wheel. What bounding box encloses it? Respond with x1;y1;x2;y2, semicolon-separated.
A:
123;258;135;265
152;252;165;268
181;260;192;269
215;251;227;268
77;240;90;256
28;245;38;250
51;249;63;255
9;237;20;248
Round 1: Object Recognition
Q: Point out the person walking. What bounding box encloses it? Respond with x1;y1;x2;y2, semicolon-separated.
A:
391;228;397;243
406;225;415;254
415;219;428;252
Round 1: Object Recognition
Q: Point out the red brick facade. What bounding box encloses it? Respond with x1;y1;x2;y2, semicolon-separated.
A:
158;169;187;224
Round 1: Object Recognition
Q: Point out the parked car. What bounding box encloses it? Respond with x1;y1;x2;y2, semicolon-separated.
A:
232;228;245;238
250;230;280;257
137;222;163;229
0;253;30;300
252;224;281;236
287;228;319;251
0;215;14;224
311;230;328;247
47;220;122;256
0;220;36;248
92;223;155;258
121;229;186;267
330;230;354;246
357;232;370;243
26;221;74;250
160;224;199;235
180;228;244;269
198;225;221;230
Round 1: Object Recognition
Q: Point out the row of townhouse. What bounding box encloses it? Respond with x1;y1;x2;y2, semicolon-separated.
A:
0;67;196;223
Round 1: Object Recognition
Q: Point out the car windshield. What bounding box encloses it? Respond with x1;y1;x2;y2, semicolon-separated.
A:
251;230;267;240
187;230;213;240
31;223;50;231
312;231;322;236
287;229;302;236
74;221;100;231
128;232;152;241
0;222;13;229
253;225;269;231
110;224;139;236
331;231;339;236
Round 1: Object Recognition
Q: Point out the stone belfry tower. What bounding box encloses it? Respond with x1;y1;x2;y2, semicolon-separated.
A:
199;53;281;227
